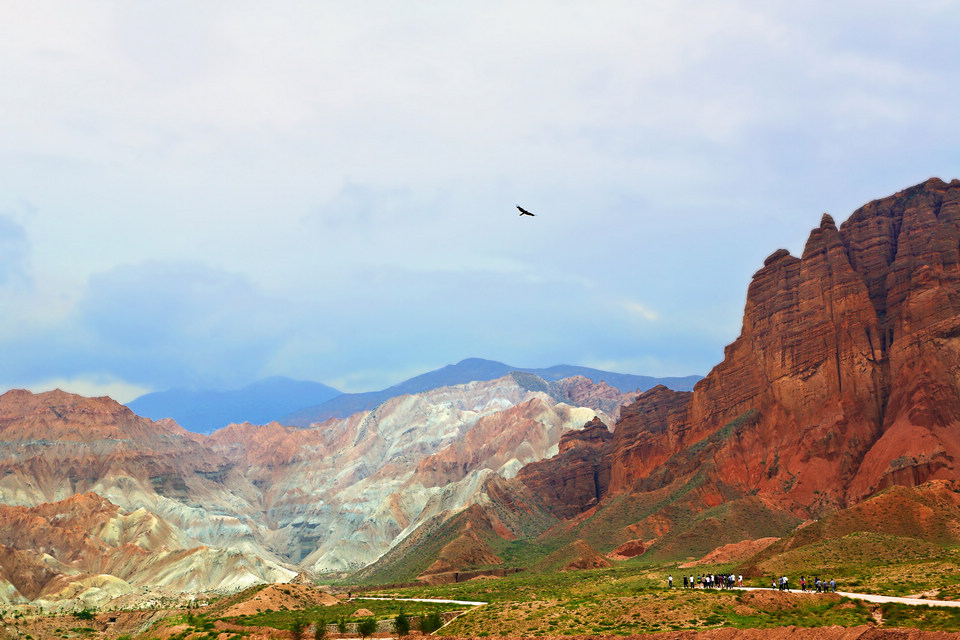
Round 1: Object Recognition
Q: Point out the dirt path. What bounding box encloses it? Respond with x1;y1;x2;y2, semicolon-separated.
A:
732;587;960;608
355;596;488;606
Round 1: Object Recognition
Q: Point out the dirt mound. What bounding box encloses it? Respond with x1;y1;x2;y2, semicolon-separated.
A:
219;583;338;618
608;539;647;560
564;539;612;571
737;589;841;612
681;537;779;568
418;506;504;578
353;608;374;617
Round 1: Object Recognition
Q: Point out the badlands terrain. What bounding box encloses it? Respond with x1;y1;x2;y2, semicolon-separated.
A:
3;179;960;638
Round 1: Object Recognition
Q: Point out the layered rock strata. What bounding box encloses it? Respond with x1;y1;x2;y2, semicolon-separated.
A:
523;178;960;529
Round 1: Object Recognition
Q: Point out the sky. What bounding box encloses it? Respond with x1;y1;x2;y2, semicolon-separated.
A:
1;1;959;402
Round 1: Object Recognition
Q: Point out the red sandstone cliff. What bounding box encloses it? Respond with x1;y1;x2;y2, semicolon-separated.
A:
520;178;960;537
516;417;613;519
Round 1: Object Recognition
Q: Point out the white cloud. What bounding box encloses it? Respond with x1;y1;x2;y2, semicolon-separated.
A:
622;300;660;322
20;376;152;405
0;2;958;394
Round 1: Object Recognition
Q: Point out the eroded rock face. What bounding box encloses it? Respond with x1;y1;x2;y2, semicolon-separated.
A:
0;372;631;596
0;493;293;605
611;178;960;517
516;417;613;519
519;178;960;534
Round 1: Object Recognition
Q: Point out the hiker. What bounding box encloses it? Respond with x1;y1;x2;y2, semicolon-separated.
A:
738;575;743;587
669;575;673;588
800;576;806;591
830;579;836;592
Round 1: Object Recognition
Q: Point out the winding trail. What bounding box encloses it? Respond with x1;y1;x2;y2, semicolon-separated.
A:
355;596;487;606
732;586;960;608
359;589;960;609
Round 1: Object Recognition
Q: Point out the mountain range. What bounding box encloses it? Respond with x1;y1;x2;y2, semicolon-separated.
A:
126;359;702;433
283;358;702;427
0;372;635;605
2;177;959;609
126;376;342;434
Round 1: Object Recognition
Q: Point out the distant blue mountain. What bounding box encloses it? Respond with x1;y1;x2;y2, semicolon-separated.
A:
282;358;702;427
126;377;342;434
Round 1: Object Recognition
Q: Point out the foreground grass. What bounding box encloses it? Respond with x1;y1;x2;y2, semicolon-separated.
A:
445;589;873;636
230;598;464;630
147;552;960;636
362;560;960;635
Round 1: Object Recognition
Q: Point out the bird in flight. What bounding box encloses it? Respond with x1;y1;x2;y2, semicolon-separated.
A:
517;205;535;216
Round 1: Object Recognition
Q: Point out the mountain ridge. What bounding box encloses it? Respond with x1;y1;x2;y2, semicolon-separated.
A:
283;358;702;426
357;177;960;580
125;376;342;434
123;361;700;433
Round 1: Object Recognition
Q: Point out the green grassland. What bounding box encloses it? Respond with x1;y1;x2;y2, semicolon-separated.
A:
364;567;872;635
230;598;465;631
137;546;960;638
158;478;960;637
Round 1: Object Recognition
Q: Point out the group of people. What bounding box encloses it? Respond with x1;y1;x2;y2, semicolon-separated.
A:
797;576;837;592
668;574;743;589
666;574;838;592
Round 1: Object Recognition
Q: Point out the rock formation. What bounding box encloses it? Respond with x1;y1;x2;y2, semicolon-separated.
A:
0;373;629;600
4;178;960;594
518;178;960;558
516;416;613;519
0;493;293;606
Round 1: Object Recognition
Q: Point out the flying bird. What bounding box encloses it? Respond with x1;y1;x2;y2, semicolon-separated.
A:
517;205;535;216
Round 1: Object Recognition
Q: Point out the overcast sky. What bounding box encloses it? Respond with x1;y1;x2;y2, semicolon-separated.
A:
1;1;958;402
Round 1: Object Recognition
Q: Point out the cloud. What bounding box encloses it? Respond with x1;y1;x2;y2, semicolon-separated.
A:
1;3;959;398
0;213;31;289
622;300;659;322
22;376;151;404
75;261;295;389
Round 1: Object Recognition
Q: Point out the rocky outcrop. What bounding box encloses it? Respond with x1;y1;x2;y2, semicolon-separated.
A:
608;385;693;494
609;539;647;559
514;178;960;560
0;493;293;605
595;178;960;517
516;417;613;520
0;372;630;598
413;397;604;487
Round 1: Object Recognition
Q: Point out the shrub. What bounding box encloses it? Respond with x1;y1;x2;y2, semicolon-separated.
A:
290;616;308;640
314;616;328;640
419;612;444;634
357;617;377;639
337;616;349;634
395;611;410;638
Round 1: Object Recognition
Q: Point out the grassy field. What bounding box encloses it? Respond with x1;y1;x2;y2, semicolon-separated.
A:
231;598;465;629
366;568;879;636
131;536;960;637
357;555;960;634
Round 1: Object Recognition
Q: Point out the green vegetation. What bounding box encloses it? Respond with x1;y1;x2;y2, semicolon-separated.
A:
313;614;328;640
357;617;378;638
290;616;308;640
880;602;960;630
419;611;445;634
394;610;411;637
361;558;960;635
227;599;462;635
